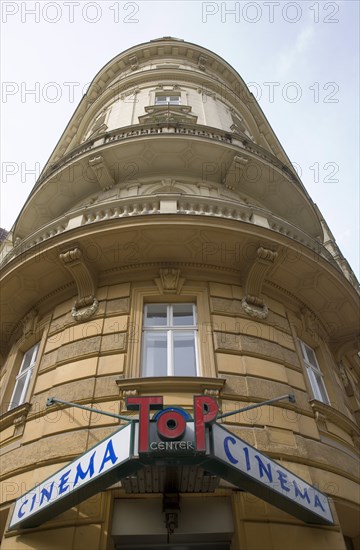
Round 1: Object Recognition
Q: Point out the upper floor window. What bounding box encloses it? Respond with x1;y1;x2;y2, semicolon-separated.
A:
300;340;329;404
8;343;39;411
155;94;181;106
141;304;198;377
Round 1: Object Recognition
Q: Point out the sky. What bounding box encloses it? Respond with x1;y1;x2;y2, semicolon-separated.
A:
1;0;359;277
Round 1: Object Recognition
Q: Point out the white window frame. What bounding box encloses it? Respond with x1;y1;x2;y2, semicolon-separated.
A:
8;343;39;411
155;94;181;106
141;303;199;377
299;340;329;404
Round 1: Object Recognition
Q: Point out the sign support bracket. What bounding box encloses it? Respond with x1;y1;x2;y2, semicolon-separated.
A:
216;394;295;420
46;397;137;423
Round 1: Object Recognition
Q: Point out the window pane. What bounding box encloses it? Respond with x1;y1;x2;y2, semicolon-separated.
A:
173;332;196;376
307;368;320;400
9;375;27;409
303;343;318;369
315;373;329;403
142;332;167;376
155;95;180;105
307;368;328;403
144;305;167;326
19;344;39;374
172;304;194;326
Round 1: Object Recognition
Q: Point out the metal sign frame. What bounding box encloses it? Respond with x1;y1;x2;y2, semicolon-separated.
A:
8;396;334;531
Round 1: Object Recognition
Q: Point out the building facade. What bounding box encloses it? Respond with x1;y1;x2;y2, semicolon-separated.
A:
0;38;359;549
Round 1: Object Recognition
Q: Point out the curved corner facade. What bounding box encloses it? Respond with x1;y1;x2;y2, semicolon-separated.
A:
0;38;359;550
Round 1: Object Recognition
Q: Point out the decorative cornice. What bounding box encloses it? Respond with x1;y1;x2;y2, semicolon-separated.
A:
116;376;225;398
138;105;198;126
59;247;98;322
102;261;240;276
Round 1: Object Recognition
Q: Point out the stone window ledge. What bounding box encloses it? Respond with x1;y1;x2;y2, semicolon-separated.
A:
0;403;31;432
310;399;359;441
116;376;225;399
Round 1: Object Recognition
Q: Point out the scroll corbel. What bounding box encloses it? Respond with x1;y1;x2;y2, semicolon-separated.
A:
222;155;248;191
88;155;115;191
59;247;98;322
241;246;278;319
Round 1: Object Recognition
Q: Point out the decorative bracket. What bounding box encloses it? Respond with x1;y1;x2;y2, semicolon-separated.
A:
154;268;185;294
300;307;328;341
198;55;207;71
338;363;354;397
222;155;248;190
242;247;278;319
129;54;138;70
88;155;115;191
59;247;98;322
22;309;38;338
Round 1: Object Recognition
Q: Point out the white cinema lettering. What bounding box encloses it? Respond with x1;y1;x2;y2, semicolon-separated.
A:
218;429;331;521
10;424;132;529
16;440;117;520
149;441;195;451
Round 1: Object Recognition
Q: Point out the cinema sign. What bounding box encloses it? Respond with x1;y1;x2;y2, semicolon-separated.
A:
9;396;333;530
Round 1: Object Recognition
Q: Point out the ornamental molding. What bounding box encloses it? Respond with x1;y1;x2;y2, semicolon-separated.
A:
310;400;360;442
300;307;328;342
0;403;31;432
116;376;225;397
129;54;138;70
103;261;240;277
59;247;98;322
222;154;249;191
154;268;185;294
88;155;115;191
198;55;207;71
242;246;278;319
138;105;198;126
21;309;38;338
337;363;355;397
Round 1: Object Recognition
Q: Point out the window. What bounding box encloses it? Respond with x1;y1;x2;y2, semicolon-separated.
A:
8;343;39;410
300;341;329;404
155;94;181;105
141;304;198;377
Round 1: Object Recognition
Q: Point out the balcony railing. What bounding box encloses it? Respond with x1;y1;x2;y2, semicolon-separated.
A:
1;194;341;273
34;121;300;190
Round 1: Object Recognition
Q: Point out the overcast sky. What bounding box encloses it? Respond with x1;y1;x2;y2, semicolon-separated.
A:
1;0;359;277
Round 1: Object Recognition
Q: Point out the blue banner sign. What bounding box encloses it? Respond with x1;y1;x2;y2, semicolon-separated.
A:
211;423;333;525
9;423;138;530
8;397;334;531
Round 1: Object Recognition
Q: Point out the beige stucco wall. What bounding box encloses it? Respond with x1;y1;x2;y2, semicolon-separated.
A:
1;277;359;548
